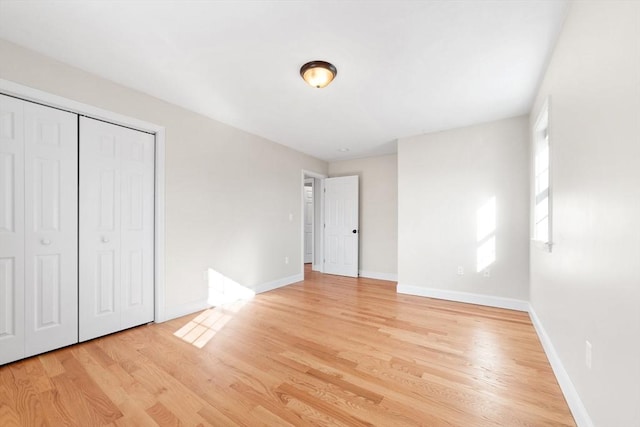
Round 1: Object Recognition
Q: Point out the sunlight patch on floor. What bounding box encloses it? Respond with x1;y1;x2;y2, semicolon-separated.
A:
174;300;248;348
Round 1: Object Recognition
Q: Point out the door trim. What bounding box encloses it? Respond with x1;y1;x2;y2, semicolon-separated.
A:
0;78;168;323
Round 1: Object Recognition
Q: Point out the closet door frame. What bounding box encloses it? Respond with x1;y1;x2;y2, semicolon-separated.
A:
0;78;169;323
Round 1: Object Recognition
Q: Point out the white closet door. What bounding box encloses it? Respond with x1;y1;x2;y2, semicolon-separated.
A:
23;101;78;356
0;94;78;364
79;117;154;342
119;122;155;330
0;95;26;364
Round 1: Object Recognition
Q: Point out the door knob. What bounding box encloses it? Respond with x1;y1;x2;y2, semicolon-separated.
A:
352;229;357;234
101;236;110;243
40;239;51;245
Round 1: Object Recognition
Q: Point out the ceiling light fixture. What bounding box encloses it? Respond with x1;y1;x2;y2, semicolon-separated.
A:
300;60;337;88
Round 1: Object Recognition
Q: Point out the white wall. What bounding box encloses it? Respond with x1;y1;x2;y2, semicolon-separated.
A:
0;39;328;319
529;2;640;426
329;154;398;280
397;117;529;305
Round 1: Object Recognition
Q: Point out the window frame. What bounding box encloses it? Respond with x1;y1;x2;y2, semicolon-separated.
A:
532;98;553;251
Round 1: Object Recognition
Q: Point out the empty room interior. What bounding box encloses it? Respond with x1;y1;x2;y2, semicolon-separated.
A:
0;1;638;426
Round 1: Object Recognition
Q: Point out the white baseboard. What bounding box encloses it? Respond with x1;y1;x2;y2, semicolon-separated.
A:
254;273;304;294
396;283;529;312
159;299;210;323
359;270;398;281
157;274;303;322
529;307;594;427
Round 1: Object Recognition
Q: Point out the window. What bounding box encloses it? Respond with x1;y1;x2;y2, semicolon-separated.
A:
533;100;551;248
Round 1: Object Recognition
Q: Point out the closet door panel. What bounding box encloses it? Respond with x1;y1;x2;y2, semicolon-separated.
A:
80;117;154;341
23;102;78;357
0;95;25;364
120;131;154;329
79;119;122;341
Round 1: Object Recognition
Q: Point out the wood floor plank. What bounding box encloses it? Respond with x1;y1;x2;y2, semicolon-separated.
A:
247;404;297;427
48;374;94;425
37;389;77;427
110;399;160;427
6;362;50;426
0;265;575;426
0;403;22;427
58;348;123;424
36;353;66;378
146;402;183;427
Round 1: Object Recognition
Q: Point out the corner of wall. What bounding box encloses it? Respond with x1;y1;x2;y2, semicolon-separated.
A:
528;305;594;427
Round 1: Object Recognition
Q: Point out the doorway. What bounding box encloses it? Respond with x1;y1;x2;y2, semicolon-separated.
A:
301;170;326;274
303;178;314;265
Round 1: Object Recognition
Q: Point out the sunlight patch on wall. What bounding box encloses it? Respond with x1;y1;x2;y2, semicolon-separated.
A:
477;236;496;273
207;268;255;306
477;196;496;272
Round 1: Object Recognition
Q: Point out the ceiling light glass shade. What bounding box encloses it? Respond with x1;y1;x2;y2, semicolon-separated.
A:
300;61;337;88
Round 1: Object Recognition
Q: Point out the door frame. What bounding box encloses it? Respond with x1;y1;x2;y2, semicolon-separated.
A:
0;78;169;322
303;178;314;265
301;170;326;273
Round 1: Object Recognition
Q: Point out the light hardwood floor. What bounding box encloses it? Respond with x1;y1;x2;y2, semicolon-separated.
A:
0;266;575;426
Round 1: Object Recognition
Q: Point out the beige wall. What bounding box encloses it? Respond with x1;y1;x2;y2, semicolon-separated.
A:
329;154;398;279
529;2;640;425
398;116;530;302
0;39;328;318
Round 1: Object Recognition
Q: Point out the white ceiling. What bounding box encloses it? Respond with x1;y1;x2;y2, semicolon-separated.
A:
0;0;568;161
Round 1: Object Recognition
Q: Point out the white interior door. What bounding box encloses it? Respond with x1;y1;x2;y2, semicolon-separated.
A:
304;179;313;264
79;117;154;342
0;95;26;364
24;100;78;356
0;94;78;364
323;176;359;277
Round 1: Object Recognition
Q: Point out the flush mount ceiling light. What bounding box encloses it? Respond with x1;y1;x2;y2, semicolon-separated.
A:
300;60;337;88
